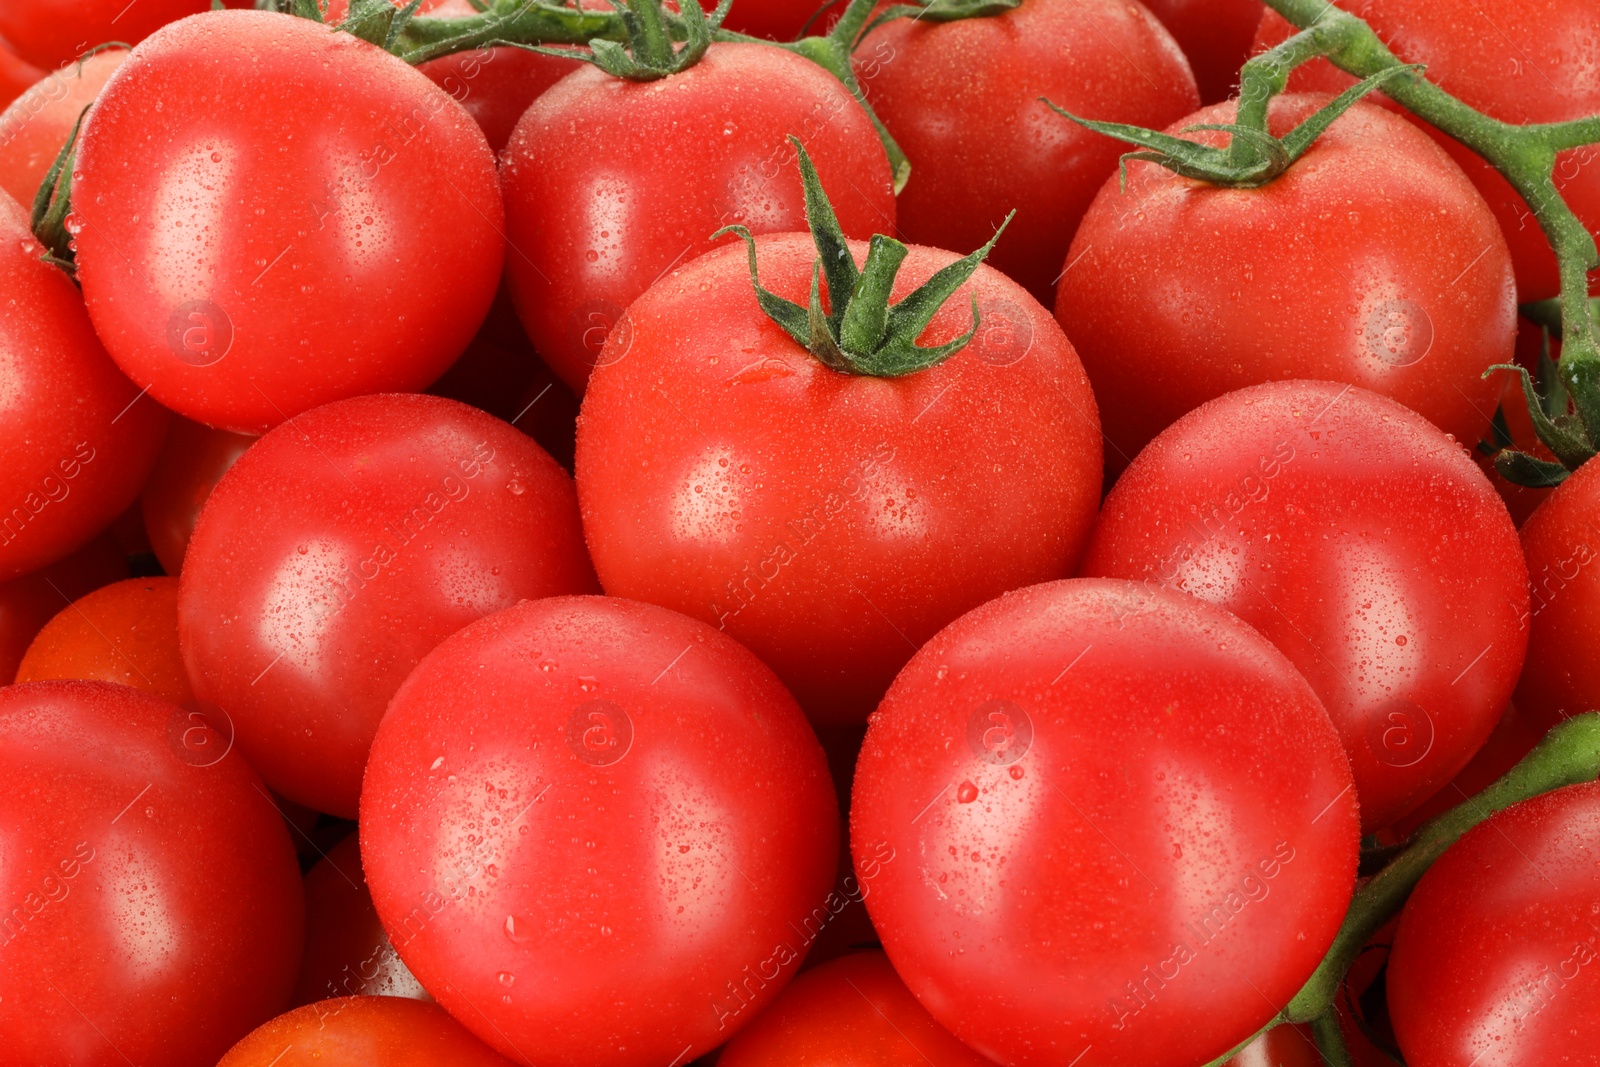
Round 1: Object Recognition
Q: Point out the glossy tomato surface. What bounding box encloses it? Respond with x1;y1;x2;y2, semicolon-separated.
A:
0;36;43;108
0;681;304;1066
16;575;192;706
577;232;1102;728
0;532;126;683
855;0;1198;304
73;10;504;432
1143;0;1264;103
717;949;994;1067
0;0;203;66
851;578;1360;1067
139;416;256;575
1058;95;1514;470
1083;381;1528;831
0;46;124;207
361;595;839;1067
219;996;515;1067
0;190;168;581
295;832;428;1006
1253;0;1600;301
501;41;894;392
179;393;594;818
1388;780;1600;1066
1515;454;1600;728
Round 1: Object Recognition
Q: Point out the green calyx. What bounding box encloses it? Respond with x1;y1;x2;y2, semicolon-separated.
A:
524;0;733;81
862;0;1020;34
1485;299;1600;488
30;106;86;277
715;137;1011;378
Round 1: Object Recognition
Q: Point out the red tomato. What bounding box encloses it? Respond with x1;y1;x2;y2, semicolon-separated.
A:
361;595;839;1067
1253;1;1600;301
1388;780;1600;1065
718;949;993;1067
1514;454;1600;729
1143;0;1264;104
1223;1026;1322;1067
855;0;1199;304
0;532;126;683
16;575;192;706
179;392;595;818
850;578;1359;1067
1058;95;1513;470
0;680;304;1066
219;996;515;1067
722;0;841;39
1387;701;1544;841
0;36;43;108
0;0;204;67
577;232;1103;727
0;191;169;581
0;47;123;207
73;9;504;433
1082;381;1528;831
138;416;256;575
501;41;895;392
295;832;427;1006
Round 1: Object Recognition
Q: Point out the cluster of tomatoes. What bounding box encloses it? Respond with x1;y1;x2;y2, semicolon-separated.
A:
3;0;1600;1065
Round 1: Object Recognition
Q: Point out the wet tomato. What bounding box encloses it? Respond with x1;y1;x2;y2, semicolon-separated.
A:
15;575;192;706
138;416;256;576
218;996;515;1067
0;532;126;683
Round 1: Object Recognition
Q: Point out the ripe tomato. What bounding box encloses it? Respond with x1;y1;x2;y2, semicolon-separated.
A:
0;680;304;1066
1142;0;1264;104
0;191;168;581
1058;95;1514;471
722;0;839;40
15;575;192;706
1388;780;1600;1065
500;41;895;392
295;832;427;1006
73;9;504;433
179;392;594;818
1083;381;1528;831
851;578;1359;1067
361;595;839;1067
1254;1;1600;302
1513;454;1600;729
0;37;42;109
0;532;125;683
1386;701;1544;841
219;996;515;1067
855;0;1198;304
0;46;123;207
717;949;994;1067
1223;1026;1322;1067
577;232;1103;727
138;416;255;575
0;0;204;67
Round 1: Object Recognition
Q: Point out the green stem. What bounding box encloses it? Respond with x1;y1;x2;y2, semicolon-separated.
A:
397;1;628;64
1230;27;1326;167
1309;1012;1353;1067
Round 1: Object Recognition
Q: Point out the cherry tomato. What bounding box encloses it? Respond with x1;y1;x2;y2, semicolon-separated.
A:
718;949;993;1067
179;392;594;818
361;595;839;1067
855;0;1199;304
0;680;304;1066
501;41;895;392
73;9;504;433
851;578;1359;1067
138;416;256;575
1514;453;1600;729
1253;1;1600;302
0;46;123;207
1058;95;1514;471
1082;381;1528;831
577;232;1103;727
0;190;169;581
0;36;43;108
16;575;191;706
295;832;427;1006
1143;0;1264;104
0;0;204;67
219;996;515;1067
1388;780;1600;1065
0;532;126;683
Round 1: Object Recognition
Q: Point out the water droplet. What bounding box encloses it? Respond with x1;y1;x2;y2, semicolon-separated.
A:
956;781;979;803
1008;765;1024;780
498;972;516;987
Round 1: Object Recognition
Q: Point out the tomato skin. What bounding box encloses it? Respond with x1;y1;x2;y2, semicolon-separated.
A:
73;10;505;433
138;416;256;575
0;680;304;1066
1254;1;1600;302
1514;456;1600;730
1058;95;1513;470
361;595;840;1067
0;533;126;683
179;393;595;818
1387;701;1544;841
0;37;43;108
1223;1026;1322;1067
0;193;169;581
419;44;582;153
856;0;1198;305
577;233;1102;728
1388;780;1600;1066
717;950;994;1067
850;578;1359;1067
16;575;192;705
501;41;894;393
0;0;203;67
1082;381;1528;831
721;0;840;40
295;832;427;1006
1142;0;1264;104
0;47;123;207
219;996;515;1067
